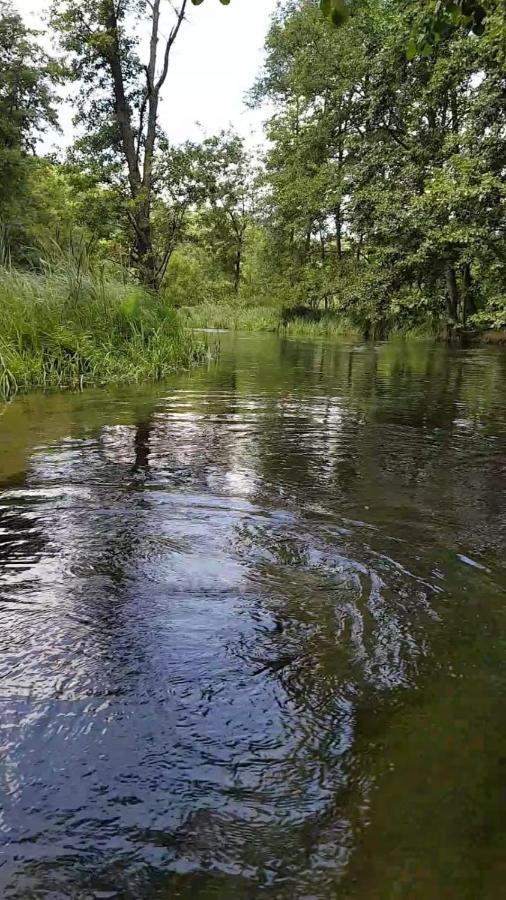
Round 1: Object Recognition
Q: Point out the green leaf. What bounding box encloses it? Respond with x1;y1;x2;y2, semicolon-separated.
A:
321;0;349;27
406;39;417;60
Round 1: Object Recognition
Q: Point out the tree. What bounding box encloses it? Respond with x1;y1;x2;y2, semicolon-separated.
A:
151;139;205;283
51;0;193;288
345;0;505;330
0;0;59;255
255;0;505;332
254;0;367;307
194;133;253;293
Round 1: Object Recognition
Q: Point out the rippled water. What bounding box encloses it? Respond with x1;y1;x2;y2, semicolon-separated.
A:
1;334;506;898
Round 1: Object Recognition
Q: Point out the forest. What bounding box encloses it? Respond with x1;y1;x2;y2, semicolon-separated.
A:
0;0;505;396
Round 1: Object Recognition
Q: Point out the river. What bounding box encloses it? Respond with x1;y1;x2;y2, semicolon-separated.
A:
1;333;505;898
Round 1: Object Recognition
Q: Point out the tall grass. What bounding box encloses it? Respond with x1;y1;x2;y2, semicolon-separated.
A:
0;266;206;401
179;303;361;338
281;314;361;339
178;303;281;332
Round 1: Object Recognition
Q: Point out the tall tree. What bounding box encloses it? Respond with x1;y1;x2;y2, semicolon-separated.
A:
255;0;505;332
51;0;191;287
254;0;366;305
195;133;253;293
0;0;59;253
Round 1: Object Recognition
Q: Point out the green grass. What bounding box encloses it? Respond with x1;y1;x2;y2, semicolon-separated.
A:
281;314;361;338
178;303;281;332
0;267;207;401
179;303;361;338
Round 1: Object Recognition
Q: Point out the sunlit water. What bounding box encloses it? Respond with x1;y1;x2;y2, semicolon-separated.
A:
1;334;505;898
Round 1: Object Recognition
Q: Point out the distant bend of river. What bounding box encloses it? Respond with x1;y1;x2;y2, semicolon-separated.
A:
0;334;505;899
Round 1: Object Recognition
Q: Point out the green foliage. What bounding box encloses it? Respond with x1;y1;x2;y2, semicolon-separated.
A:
178;303;281;332
407;0;494;59
162;244;235;307
0;1;60;252
320;0;350;27
252;0;505;336
319;0;494;55
0;263;205;400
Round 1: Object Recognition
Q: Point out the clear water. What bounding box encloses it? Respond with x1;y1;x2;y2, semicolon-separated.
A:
1;334;505;898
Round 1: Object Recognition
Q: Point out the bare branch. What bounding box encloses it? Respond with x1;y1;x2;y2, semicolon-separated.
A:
155;203;189;280
156;0;188;94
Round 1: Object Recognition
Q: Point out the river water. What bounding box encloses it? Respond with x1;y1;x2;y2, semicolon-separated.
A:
0;333;505;898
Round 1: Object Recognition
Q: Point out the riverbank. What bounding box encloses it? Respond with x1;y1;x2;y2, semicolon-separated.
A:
476;329;506;345
178;303;361;338
179;303;506;345
0;268;207;401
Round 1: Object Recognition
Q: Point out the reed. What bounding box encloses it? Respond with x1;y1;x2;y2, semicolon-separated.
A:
179;303;280;332
179;303;361;338
0;266;206;401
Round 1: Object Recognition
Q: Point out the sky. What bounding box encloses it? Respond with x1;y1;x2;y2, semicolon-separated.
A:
20;0;277;152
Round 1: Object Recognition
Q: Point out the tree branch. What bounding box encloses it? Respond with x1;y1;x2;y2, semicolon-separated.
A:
379;122;411;150
155;202;189;280
136;66;150;161
156;0;188;93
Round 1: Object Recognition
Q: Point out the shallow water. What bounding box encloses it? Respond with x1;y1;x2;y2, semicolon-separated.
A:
1;334;505;898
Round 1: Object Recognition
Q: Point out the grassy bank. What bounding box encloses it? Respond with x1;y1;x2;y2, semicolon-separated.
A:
0;268;206;401
178;303;361;338
178;303;280;332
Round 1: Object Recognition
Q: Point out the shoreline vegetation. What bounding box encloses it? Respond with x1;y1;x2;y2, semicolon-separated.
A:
178;303;361;338
3;262;504;404
1;0;504;401
0;267;207;402
178;302;506;344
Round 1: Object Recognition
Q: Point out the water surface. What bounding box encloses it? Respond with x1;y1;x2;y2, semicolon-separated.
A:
1;334;505;898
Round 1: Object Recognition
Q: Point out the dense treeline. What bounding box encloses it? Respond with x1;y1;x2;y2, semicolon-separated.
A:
0;0;505;347
256;0;505;335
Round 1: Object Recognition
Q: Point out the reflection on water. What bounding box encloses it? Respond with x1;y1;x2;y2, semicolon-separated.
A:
0;335;505;898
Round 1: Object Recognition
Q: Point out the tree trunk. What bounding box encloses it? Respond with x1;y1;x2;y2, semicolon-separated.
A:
334;208;342;261
445;265;459;323
102;0;187;290
104;2;141;198
319;227;326;263
462;262;476;323
234;238;242;294
133;205;157;289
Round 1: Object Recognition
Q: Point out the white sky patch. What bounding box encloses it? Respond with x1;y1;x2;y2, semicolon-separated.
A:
18;0;275;152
